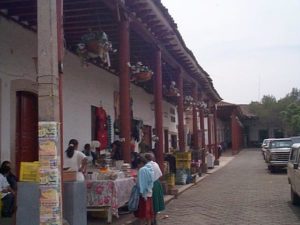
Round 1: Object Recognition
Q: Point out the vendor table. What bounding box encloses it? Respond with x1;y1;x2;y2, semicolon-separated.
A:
86;177;135;223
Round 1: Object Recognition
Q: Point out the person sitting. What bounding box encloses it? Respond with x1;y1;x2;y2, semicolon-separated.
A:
82;143;97;166
0;164;15;217
0;161;17;191
111;141;122;161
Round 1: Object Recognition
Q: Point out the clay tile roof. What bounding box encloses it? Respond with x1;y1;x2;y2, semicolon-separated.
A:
238;104;257;119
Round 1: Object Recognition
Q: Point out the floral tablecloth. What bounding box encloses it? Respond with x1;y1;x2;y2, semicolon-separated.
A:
86;177;135;216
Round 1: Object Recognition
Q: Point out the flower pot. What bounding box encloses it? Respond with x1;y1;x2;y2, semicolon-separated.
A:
86;40;100;54
133;71;152;82
165;89;179;97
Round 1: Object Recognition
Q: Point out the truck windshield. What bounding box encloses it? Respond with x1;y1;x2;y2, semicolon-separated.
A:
271;140;292;148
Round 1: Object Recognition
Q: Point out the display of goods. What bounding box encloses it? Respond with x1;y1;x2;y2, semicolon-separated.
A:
174;152;192;160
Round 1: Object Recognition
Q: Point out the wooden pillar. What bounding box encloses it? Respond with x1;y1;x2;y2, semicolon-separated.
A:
207;113;212;153
231;110;238;155
38;0;63;223
119;20;131;163
154;49;164;171
213;106;220;165
177;71;185;151
200;109;205;148
192;85;199;149
199;106;207;173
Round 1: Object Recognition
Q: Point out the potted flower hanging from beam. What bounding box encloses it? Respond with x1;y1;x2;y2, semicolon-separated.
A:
163;81;180;97
76;29;117;67
128;62;154;82
183;95;195;111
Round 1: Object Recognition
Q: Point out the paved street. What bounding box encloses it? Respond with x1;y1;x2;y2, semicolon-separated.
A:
158;149;300;225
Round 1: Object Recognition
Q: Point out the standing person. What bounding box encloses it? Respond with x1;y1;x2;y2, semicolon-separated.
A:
82;143;97;166
0;161;17;191
111;140;122;161
64;139;87;181
0;165;15;217
145;153;165;225
134;157;154;225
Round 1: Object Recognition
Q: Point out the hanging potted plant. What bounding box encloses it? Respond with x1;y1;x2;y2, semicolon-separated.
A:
128;62;153;82
184;96;195;111
163;81;180;97
76;30;117;67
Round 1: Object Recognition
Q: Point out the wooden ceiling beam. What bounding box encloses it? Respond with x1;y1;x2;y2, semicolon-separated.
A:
64;7;106;13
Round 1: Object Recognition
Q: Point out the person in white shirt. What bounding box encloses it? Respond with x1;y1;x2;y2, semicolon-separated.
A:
64;139;88;181
0;164;15;217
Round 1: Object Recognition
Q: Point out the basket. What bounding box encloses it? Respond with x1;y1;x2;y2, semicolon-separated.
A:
165;89;179;97
63;171;77;182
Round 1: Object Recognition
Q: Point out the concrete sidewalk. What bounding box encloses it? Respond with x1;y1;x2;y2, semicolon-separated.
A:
88;151;235;225
0;151;235;225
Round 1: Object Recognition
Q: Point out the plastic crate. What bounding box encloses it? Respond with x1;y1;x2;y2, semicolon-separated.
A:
174;152;192;161
176;160;191;169
165;173;175;187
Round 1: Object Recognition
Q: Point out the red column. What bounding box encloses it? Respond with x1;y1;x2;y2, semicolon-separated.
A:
213;106;220;164
154;49;164;171
177;71;185;152
192;85;199;149
231;110;238;155
207;113;212;153
119;21;131;163
200;109;205;148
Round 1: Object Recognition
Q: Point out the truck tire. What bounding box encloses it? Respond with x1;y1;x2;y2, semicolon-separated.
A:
291;187;300;205
268;165;274;172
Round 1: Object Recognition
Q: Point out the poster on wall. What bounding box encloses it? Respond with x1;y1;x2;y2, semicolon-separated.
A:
38;121;62;225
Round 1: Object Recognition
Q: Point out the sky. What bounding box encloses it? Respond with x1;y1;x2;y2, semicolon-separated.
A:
161;0;300;104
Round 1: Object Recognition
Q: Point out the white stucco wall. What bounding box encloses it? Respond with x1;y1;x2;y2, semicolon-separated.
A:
0;17;179;158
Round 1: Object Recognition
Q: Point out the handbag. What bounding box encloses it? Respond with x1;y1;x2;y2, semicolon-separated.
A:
128;185;140;212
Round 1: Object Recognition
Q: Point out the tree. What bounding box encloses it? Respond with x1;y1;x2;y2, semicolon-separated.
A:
249;89;300;137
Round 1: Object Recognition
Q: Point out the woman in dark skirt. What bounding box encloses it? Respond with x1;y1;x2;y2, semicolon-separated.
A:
145;153;165;225
134;157;154;225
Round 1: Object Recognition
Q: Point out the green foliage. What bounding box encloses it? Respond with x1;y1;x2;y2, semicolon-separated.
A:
249;88;300;136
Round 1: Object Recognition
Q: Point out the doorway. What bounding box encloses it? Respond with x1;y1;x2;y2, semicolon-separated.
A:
142;125;152;150
16;91;38;176
164;129;169;153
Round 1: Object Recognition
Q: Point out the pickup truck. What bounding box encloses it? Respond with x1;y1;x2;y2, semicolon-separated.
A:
265;138;292;172
287;143;300;204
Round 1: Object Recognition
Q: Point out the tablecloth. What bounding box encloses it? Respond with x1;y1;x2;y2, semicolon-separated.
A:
86;177;135;216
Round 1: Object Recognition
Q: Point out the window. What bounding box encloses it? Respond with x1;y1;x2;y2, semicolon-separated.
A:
171;116;176;123
290;148;298;162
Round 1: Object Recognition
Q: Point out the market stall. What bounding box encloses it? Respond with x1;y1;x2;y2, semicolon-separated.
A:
85;163;135;223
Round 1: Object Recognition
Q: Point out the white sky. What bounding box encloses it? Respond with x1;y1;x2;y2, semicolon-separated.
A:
161;0;300;104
